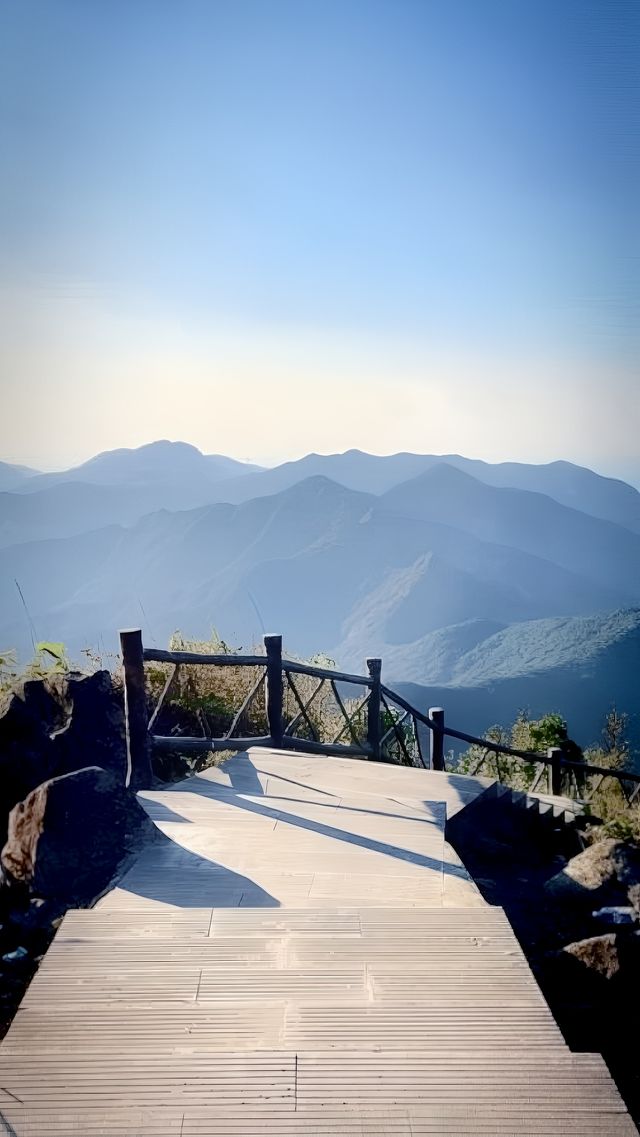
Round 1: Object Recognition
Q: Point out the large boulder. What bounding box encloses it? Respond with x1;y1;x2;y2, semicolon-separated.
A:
0;689;60;831
1;766;155;906
0;671;128;843
544;838;640;911
50;670;127;782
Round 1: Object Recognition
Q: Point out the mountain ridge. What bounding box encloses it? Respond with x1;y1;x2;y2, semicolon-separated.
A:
4;442;639;534
2;445;638;748
397;609;640;752
1;474;635;662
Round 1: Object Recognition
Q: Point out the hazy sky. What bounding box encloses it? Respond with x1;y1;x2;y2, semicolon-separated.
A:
1;0;638;482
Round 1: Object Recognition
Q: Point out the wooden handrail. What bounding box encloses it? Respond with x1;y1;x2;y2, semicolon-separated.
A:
121;629;640;799
143;648;267;666
152;734;272;753
283;659;373;687
550;756;640;783
143;646;374;687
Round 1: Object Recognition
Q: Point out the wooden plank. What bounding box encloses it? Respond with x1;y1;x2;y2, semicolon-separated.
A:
1;748;637;1137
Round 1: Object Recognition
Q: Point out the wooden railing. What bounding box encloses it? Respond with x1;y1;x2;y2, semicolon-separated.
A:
120;628;640;808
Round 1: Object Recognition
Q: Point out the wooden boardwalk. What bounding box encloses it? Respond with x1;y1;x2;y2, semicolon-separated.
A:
0;749;636;1135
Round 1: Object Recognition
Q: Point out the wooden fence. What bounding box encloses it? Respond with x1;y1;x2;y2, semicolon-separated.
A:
120;628;640;809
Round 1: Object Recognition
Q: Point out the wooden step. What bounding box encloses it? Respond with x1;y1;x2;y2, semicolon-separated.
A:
0;1051;634;1133
0;747;635;1135
2;1111;634;1136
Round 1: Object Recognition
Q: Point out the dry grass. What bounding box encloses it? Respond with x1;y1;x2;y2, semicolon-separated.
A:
142;631;421;767
144;630;370;750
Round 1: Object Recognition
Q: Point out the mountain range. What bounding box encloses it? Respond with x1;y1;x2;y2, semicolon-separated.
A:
3;441;639;548
1;441;639;748
397;610;640;756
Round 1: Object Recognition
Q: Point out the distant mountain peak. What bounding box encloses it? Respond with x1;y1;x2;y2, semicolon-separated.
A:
83;439;203;465
273;474;372;500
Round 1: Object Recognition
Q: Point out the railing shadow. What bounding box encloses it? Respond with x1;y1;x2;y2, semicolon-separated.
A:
186;772;457;878
224;754;265;796
115;831;280;908
140;798;192;824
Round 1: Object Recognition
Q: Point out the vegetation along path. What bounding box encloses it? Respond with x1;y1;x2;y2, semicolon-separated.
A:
0;748;636;1134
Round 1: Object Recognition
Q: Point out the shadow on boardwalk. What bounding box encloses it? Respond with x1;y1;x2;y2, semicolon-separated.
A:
183;771;455;878
118;755;492;909
115;832;280;909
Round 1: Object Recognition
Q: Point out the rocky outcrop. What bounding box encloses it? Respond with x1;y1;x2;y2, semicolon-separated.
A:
1;766;155;906
0;673;153;1038
0;671;128;841
544;838;640;911
51;670;128;781
0;687;60;830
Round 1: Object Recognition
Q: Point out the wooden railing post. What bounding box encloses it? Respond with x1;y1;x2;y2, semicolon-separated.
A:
429;707;445;771
120;628;153;790
548;747;563;796
366;658;382;761
264;634;284;748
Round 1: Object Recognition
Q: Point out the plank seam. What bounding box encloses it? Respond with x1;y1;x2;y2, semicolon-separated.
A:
194;970;203;1003
295;1052;299;1113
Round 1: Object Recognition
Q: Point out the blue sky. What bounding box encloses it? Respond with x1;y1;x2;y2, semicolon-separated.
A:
1;0;638;481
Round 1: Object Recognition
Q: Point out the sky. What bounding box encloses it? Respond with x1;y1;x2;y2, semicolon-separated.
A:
1;0;639;483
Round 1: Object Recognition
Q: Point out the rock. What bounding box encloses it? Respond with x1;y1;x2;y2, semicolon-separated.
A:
563;933;621;979
544;838;640;910
0;690;59;836
2;946;28;963
7;897;67;934
1;766;155;906
627;882;640;916
0;671;129;844
51;671;128;783
592;906;637;926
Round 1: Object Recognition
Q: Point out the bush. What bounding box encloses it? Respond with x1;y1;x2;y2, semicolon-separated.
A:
456;711;582;793
145;629;371;758
591;812;640;844
584;708;639;823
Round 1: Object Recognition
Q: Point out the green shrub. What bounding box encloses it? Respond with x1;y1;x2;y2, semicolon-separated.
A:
456;711;582;793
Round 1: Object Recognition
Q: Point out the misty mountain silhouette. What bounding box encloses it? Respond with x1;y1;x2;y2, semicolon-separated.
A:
2;442;639;745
